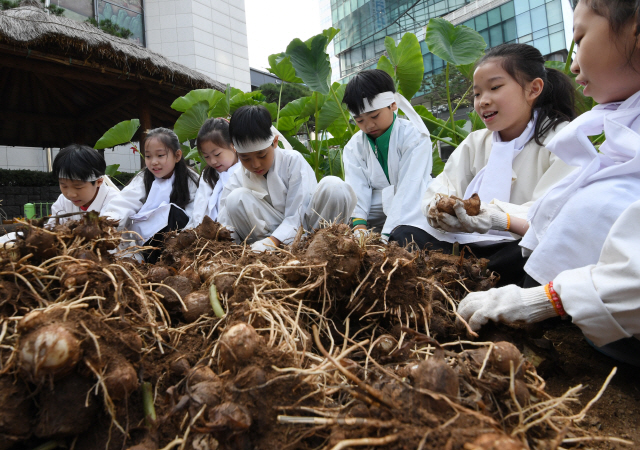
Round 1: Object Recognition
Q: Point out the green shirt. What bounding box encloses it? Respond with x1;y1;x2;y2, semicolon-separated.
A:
366;114;396;183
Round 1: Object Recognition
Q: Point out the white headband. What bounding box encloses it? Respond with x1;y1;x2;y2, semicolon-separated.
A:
58;172;101;182
233;125;294;153
349;91;430;138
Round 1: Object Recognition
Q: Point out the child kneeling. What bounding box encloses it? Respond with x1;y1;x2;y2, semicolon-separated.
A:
219;105;356;252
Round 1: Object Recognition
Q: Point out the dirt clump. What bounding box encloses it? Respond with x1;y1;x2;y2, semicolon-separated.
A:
437;192;481;216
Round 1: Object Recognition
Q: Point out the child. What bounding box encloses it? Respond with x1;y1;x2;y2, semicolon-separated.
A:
102;128;199;263
457;0;640;365
186;118;241;228
423;44;576;286
342;69;433;243
218;105;356;252
1;145;121;244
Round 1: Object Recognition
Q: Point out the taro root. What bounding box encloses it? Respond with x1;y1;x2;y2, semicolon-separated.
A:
155;275;193;310
410;358;459;413
464;433;526;450
103;356;139;401
60;263;91;289
190;380;224;408
198;262;221;283
490;341;523;375
206;402;252;431
196;216;232;241
21;227;57;261
35;373;99;438
19;323;81;378
189;365;219;385
180;267;202;289
146;266;171;284
436;193;481;216
183;290;212;323
218;323;261;370
233;365;267;389
177;229;197;249
170;357;191;376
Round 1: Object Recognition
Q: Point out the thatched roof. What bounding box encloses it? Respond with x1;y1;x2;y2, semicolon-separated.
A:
0;0;225;148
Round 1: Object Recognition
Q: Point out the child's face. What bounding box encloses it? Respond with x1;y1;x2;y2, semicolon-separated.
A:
570;1;640;104
237;137;277;176
200;141;237;173
353;103;397;138
145;137;181;179
473;59;543;141
59;178;103;208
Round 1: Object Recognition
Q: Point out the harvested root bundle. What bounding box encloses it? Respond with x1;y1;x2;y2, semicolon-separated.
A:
437;193;481;216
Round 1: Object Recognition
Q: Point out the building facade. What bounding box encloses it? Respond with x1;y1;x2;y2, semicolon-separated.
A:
331;0;573;100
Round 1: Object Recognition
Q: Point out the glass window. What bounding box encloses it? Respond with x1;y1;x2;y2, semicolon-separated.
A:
487;8;501;27
516;12;532;36
97;0;143;44
501;2;515;20
424;54;433;73
548;22;563;34
530;5;547;31
332;8;338;23
514;0;529;15
433;56;443;69
480;29;490;44
489;24;503;46
529;0;544;7
534;36;550;54
358;0;365;6
546;0;562;25
351;0;358;11
533;28;548;39
549;31;565;52
475;13;488;31
375;38;385;52
365;41;375;60
519;33;532;42
463;18;475;29
344;0;351;15
503;17;517;42
338;2;344;20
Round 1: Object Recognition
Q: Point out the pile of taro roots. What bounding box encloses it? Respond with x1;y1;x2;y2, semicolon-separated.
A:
0;215;619;450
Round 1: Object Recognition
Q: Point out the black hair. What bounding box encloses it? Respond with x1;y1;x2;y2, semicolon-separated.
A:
196;118;235;189
573;0;640;36
343;69;396;115
52;144;106;185
228;105;273;147
141;127;199;210
477;43;576;145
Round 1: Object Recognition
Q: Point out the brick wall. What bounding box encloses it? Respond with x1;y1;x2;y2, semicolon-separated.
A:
0;186;61;220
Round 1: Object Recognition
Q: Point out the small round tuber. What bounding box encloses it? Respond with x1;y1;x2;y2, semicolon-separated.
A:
19;324;81;378
218;323;261;370
183;291;212;322
436;193;481;216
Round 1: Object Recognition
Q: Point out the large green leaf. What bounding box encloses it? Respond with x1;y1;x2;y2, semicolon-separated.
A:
317;83;348;131
414;105;447;133
376;55;395;80
105;164;121;177
208;92;230;119
282;133;310;157
457;58;481;81
384;34;424;99
267;53;304;83
174;101;209;143
285;34;331;95
95;119;140;149
171;89;218;112
468;110;486;131
425;18;486;66
279;96;312;118
301;92;327;117
432;146;445;176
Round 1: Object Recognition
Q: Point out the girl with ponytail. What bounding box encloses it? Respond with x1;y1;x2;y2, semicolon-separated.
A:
419;43;577;286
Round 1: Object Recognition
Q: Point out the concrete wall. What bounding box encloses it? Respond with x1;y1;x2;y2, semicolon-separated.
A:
144;0;251;92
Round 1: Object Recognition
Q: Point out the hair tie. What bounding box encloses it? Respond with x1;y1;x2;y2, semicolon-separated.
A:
216;117;230;123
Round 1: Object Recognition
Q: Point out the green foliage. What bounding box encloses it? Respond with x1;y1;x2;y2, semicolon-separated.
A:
94;119;140;150
285;32;333;95
259;83;311;107
0;167;135;187
174;101;209;143
105;164;120;177
267;54;304;83
421;65;473;109
381;34;424;99
425;18;486;66
86;17;133;39
1;0;64;14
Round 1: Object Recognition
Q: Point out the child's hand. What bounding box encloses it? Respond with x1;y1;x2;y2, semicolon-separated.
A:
453;201;508;234
251;237;278;253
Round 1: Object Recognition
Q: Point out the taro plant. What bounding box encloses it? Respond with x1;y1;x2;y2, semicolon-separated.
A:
94;119;141;182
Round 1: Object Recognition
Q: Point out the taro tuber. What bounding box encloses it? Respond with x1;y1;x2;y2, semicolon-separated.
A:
436;193;481;216
218;323;261;370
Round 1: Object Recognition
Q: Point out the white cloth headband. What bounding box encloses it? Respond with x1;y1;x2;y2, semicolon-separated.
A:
233;125;293;153
349;91;430;137
58;171;101;182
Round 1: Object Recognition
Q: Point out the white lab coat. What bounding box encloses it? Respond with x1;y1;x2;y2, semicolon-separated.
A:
554;199;640;347
343;117;433;236
186;162;241;229
218;147;319;244
420;124;575;244
101;170;198;242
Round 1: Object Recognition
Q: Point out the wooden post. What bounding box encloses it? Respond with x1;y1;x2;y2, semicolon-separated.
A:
138;89;152;169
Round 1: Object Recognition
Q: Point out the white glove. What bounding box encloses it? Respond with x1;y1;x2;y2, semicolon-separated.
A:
458;285;557;331
353;228;370;239
426;196;468;232
251;237;278;253
380;233;389;244
453;200;509;234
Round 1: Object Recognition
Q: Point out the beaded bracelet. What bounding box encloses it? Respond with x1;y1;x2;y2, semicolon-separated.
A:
544;281;567;317
505;213;511;232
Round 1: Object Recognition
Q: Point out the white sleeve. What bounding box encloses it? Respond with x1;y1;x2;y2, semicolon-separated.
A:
186;178;210;229
45;194;69;229
271;155;315;244
217;169;243;230
343;134;373;221
554;200;640;347
100;173;146;228
382;123;432;235
183;173;199;220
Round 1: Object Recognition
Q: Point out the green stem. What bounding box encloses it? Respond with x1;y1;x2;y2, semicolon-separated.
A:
276;82;284;129
142;381;157;426
329;84;353;135
431;134;458;148
452;83;473;116
445;63;457;145
564;41;575;74
313;95;321;179
209;283;225;318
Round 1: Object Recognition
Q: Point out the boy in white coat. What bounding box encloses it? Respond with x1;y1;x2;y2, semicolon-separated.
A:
342;69;432;244
1;144;120;247
219;105;356;252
